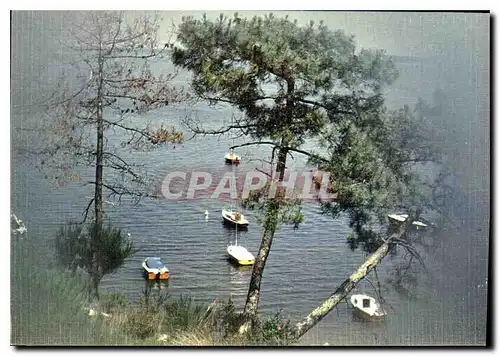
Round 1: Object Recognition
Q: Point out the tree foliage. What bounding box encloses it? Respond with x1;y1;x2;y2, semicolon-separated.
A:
315;103;443;252
173;13;398;148
55;220;136;298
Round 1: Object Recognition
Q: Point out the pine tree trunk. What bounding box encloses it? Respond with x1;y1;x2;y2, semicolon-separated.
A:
239;76;295;334
238;202;279;334
239;145;288;334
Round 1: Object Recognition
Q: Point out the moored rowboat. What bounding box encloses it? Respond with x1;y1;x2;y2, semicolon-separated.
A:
222;209;249;227
350;294;387;320
224;150;241;164
227;245;255;266
142;257;169;280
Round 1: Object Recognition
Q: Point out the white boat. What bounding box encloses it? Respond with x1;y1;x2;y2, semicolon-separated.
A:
142;257;169;280
224;149;241;164
227;223;255;266
227;245;255;266
387;213;428;227
222;208;249;227
350;294;387;320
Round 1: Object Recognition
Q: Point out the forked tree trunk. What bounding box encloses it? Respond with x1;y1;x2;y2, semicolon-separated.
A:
289;222;411;340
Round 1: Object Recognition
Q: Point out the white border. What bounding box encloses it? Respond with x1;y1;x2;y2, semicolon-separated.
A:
3;2;496;355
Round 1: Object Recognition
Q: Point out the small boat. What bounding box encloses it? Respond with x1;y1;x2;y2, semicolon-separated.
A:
227;245;255;266
350;294;387;320
226;222;254;266
222;209;249;227
142;257;169;280
224;149;241;164
387;213;428;227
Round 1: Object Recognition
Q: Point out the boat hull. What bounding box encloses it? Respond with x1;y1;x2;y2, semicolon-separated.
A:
224;152;241;165
142;259;170;280
227;254;254;266
143;270;169;280
222;216;249;227
351;307;386;322
227;247;255;266
221;210;249;227
227;254;255;267
350;294;386;321
225;158;240;165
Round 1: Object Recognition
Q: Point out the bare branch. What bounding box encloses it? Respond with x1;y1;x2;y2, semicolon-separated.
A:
230;141;277;150
284;146;328;164
79;198;95;225
184;120;257;137
103;151;142;179
255;168;273;179
103;49;167;60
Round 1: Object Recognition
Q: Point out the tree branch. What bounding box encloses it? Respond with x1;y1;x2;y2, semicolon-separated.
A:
76;197;95;225
230;141;277;150
100;118;152;140
199;93;277;107
284;146;329;164
184;118;257;138
255;168;272;179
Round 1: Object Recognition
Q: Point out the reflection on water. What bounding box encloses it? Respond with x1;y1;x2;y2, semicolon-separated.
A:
227;264;253;300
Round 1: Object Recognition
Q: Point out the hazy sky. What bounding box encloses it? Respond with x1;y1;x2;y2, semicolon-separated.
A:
11;11;489;103
154;11;489;58
11;11;489;57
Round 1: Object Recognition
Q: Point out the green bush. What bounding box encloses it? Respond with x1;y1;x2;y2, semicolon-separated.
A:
216;297;246;338
54;220;137;299
251;311;295;346
123;309;163;340
163;294;208;332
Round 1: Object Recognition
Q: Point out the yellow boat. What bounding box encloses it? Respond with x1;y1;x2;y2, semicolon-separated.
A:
227;245;255;266
226;221;254;266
